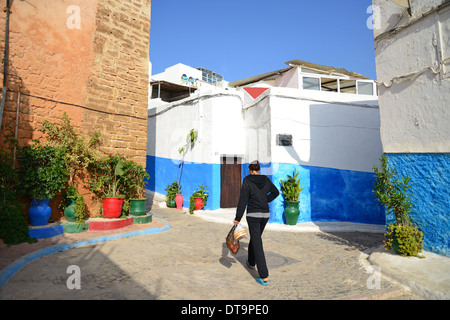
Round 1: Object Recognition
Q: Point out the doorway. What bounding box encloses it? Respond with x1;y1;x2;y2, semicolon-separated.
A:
220;156;242;208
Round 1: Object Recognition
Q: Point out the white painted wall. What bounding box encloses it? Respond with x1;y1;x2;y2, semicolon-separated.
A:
271;88;381;172
243;92;272;166
374;0;450;153
148;89;245;164
242;87;381;173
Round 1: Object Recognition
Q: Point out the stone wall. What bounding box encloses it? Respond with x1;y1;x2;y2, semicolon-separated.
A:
83;0;150;166
0;0;151;218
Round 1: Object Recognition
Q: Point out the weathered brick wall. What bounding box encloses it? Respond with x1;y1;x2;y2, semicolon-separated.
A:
83;0;150;167
0;0;151;218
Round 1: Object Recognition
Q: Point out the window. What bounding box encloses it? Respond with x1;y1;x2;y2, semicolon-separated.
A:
357;81;373;95
197;67;223;86
320;78;338;92
303;77;320;90
339;79;356;94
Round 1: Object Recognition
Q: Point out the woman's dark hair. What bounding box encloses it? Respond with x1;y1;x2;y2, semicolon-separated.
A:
248;160;260;172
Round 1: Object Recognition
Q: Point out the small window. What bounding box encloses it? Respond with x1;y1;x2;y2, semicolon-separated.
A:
303;77;320;91
357;81;373;95
339;79;356;94
321;78;338;92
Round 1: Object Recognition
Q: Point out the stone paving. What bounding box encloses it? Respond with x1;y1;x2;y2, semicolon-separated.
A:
0;208;421;300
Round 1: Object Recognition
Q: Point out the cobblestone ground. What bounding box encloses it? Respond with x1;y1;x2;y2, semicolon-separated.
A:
0;208;420;300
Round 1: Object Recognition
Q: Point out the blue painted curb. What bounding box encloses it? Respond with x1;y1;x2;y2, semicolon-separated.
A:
0;218;171;289
29;223;64;239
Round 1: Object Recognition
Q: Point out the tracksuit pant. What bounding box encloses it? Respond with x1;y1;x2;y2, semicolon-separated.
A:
246;216;269;279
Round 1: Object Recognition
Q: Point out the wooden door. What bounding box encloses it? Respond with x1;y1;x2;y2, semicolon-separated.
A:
220;156;242;208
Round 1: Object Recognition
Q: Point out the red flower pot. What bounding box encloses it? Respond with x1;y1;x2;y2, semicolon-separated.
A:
102;197;124;219
194;197;204;210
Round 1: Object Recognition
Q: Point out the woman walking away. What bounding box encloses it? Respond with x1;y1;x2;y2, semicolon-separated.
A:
234;160;279;286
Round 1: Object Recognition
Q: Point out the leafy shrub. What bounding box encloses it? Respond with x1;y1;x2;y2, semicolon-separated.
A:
384;223;424;257
0;151;36;245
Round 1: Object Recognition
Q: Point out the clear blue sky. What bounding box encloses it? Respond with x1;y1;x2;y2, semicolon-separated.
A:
149;0;377;82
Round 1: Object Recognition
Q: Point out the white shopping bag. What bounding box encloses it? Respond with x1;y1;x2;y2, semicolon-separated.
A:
234;223;248;241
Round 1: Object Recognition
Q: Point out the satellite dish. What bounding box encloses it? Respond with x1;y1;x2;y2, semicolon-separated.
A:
391;0;409;8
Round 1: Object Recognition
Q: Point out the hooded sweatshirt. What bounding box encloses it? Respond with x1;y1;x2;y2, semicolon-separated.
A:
234;174;280;222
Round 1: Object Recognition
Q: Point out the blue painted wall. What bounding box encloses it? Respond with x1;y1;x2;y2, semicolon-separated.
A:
148;156;384;226
385;153;450;256
268;162;384;225
146;155;220;210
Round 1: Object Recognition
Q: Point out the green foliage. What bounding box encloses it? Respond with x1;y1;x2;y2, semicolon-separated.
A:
372;155;413;226
65;185;87;228
89;154;148;201
384;223;424;257
178;129;198;155
165;181;180;203
121;161;149;199
189;185;209;214
89;154;126;198
373;156;423;257
39;113;101;225
280;168;304;202
177;129;198;193
40;112;101;186
0;151;36;245
18;141;69;200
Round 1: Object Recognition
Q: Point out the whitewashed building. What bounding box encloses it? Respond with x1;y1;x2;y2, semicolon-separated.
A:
147;61;384;225
373;0;450;255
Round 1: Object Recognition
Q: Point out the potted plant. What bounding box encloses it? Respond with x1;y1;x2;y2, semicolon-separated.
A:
175;189;183;210
40;113;101;226
165;181;180;208
18;141;69;226
175;129;198;210
280;168;304;225
89;154;127;219
63;184;87;228
373;156;423;257
123;161;150;216
189;185;209;214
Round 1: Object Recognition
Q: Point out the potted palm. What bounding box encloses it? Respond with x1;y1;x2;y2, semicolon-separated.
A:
18;141;69;226
89;154;127;219
280;168;304;225
373;156;423;257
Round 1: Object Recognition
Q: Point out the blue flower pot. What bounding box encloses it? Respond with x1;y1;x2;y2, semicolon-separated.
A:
28;199;52;226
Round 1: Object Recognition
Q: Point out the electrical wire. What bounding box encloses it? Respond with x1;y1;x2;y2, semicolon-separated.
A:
6;89;147;121
376;57;450;88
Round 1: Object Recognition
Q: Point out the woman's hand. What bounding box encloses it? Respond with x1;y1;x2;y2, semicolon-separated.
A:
234;220;239;226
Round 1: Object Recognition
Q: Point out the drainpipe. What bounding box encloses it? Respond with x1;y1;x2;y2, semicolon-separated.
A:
0;0;11;131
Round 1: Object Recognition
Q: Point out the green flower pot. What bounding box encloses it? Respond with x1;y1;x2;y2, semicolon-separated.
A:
130;198;146;216
167;199;176;208
64;197;77;222
284;201;300;225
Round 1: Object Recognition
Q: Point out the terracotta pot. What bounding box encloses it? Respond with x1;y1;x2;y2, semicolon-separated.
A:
175;194;183;209
194;197;204;210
